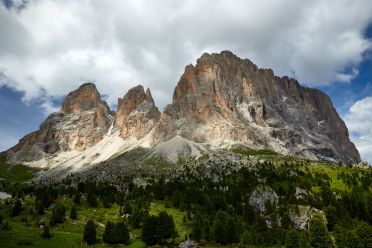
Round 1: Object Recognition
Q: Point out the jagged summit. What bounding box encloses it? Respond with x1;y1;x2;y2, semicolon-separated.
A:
6;51;361;169
114;85;160;139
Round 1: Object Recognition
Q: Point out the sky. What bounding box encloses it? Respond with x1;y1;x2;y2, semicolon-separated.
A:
0;0;371;163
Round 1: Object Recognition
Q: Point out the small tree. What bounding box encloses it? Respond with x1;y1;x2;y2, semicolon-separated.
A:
285;229;300;248
73;193;81;205
69;205;77;220
49;204;66;226
142;215;158;245
11;199;23;217
308;215;334;248
130;206;143;228
226;218;239;243
42;225;51;239
87;193;98;207
83;219;96;245
355;222;372;248
103;221;115;244
115;222;130;245
157;211;177;244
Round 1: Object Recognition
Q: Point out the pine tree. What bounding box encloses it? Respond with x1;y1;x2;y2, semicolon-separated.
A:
73;193;81;205
83;219;96;245
87;193;98;207
190;213;203;241
285;229;300;248
226;217;239;244
142;215;158;245
115;222;129;245
213;217;226;244
11;199;23;217
42;225;51;239
103;221;115;244
157;211;176;244
130;206;143;228
69;205;77;220
308;215;334;248
355;222;372;248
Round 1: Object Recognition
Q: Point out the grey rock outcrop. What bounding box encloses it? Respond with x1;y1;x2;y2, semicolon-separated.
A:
7;83;114;162
151;51;360;164
114;85;160;139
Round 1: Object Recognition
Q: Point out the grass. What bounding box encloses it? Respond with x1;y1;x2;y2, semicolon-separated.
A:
0;196;146;248
230;147;278;157
0;154;40;183
307;164;351;192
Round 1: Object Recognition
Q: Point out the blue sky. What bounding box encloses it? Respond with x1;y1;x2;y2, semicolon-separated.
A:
0;0;372;163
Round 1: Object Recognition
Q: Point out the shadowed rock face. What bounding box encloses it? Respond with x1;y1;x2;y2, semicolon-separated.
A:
7;83;114;162
153;51;360;164
114;85;160;139
6;51;361;166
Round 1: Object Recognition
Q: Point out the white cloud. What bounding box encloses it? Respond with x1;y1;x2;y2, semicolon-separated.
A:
0;0;371;113
344;96;372;164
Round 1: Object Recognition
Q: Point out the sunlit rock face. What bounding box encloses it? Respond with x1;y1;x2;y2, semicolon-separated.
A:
114;85;160;140
7;51;360;167
7;83;114;162
152;51;360;164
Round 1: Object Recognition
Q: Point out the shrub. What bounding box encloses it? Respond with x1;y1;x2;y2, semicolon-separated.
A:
83;220;96;245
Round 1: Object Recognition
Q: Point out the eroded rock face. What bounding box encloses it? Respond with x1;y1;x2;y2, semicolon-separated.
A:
153;51;360;164
7;83;114;162
249;185;279;213
6;51;361;167
114;85;160;139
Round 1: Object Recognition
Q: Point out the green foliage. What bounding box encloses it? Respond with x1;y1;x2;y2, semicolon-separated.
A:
87;192;98;207
83;219;96;245
141;211;177;245
69;205;77;220
308;215;334;248
286;229;301;248
11;198;23;217
355;222;372;248
130;206;144;228
41;225;51;239
49;204;66;226
103;221;129;244
73;193;81;205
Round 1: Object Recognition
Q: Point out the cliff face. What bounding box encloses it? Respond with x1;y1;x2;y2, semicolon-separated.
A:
7;83;115;162
152;51;360;163
6;51;361;166
114;85;160;139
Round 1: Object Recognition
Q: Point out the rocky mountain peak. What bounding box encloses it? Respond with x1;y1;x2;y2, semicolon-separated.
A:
156;51;360;164
6;51;361;168
114;85;160;139
61;83;105;113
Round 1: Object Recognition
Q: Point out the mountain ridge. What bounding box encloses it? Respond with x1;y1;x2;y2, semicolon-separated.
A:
5;51;361;169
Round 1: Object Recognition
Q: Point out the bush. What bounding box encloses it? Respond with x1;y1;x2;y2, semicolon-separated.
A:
69;205;77;220
87;193;98;207
42;225;51;239
285;229;300;248
103;221;129;244
308;215;334;248
11;199;23;217
49;204;66;226
83;220;96;245
141;212;177;245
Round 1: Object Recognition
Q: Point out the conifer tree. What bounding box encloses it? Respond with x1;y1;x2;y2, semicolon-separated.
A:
308;215;334;248
83;219;96;245
69;205;77;220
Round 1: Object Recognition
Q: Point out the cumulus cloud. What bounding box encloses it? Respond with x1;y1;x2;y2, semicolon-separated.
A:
344;96;372;164
0;0;371;112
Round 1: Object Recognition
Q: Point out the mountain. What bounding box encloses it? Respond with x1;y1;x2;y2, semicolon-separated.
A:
5;51;361;169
